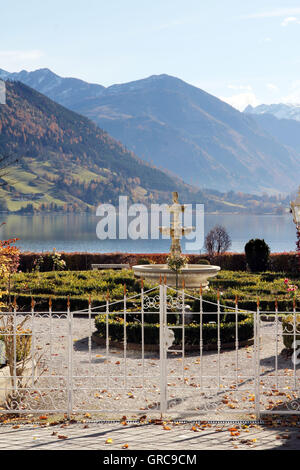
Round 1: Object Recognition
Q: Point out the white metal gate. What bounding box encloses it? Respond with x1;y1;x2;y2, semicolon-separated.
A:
0;285;299;418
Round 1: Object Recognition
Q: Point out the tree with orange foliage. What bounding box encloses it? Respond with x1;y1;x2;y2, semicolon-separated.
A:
0;238;20;309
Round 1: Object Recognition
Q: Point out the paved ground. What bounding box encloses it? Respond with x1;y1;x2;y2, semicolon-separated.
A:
1;419;300;450
5;314;298;416
1;313;300;451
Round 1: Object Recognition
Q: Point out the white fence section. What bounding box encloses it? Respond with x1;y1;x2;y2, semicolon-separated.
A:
0;285;299;418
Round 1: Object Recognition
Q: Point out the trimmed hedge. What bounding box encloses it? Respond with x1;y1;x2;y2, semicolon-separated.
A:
94;314;254;346
0;270;144;311
17;251;299;273
193;294;299;313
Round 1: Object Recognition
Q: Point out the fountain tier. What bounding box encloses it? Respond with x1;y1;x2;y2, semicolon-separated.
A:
133;263;220;288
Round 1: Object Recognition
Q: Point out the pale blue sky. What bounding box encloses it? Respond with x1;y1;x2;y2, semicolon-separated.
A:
1;0;300;109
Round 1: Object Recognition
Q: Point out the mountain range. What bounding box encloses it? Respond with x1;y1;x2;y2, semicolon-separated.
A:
0;80;288;215
1;68;299;195
0;81;198;212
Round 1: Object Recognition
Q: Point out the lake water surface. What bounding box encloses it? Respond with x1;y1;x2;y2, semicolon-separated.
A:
0;213;296;254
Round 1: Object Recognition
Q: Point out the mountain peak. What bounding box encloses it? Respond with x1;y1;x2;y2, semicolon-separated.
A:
245;102;300;122
106;73;184;94
33;67;56;75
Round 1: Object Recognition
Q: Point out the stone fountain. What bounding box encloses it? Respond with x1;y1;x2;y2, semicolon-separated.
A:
133;192;221;288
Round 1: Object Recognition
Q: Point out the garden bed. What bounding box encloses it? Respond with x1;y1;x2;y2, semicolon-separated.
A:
94;315;254;350
2;269;299;313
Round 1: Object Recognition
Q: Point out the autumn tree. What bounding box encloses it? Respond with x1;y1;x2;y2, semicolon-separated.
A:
0;238;20;308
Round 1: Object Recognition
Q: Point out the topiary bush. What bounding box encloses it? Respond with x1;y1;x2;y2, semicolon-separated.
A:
245;239;270;273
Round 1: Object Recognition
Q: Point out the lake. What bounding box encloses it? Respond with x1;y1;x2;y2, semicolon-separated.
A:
0;213;297;254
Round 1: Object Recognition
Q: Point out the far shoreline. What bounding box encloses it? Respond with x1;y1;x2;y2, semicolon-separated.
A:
0;211;290;217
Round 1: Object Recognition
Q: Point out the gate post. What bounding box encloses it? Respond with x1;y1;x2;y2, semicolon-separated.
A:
67;300;73;418
159;283;167;416
254;303;261;419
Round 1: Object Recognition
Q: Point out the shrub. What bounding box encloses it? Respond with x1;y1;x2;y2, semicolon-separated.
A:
245;239;270;272
0;325;32;363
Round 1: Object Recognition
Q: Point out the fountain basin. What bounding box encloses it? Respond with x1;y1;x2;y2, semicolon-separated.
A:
132;264;221;288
